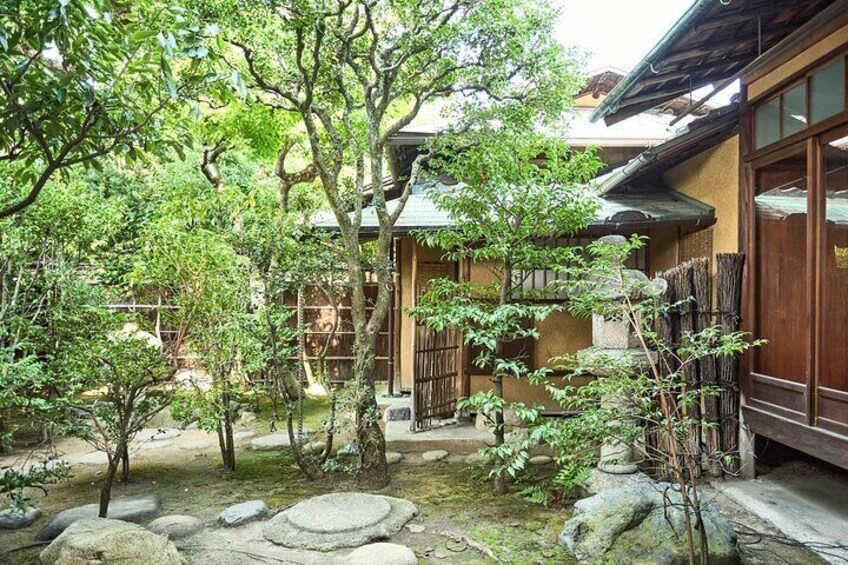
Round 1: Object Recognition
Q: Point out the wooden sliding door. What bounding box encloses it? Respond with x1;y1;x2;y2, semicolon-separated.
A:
745;130;848;468
817;130;848;437
750;145;811;421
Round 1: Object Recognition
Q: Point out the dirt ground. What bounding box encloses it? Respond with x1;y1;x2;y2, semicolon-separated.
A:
0;400;830;564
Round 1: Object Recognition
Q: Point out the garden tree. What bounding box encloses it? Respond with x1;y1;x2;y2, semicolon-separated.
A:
538;237;760;564
202;0;578;486
0;0;222;219
133;217;254;472
236;191;347;478
410;120;599;493
66;330;175;518
0;175;121;448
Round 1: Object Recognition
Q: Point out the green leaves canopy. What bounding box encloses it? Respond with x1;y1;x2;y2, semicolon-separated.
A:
0;0;221;218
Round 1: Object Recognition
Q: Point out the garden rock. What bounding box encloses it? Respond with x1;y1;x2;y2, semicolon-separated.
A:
383;406;412;421
263;492;418;551
250;431;310;451
465;453;487;465
559;482;738;565
582;467;653;495
40;518;180;565
0;506;41;529
37;496;162;541
218;500;269;527
422;450;448;462
344;542;418;565
529;455;553;466
386;451;404;465
337;443;359;457
146;514;203;539
304;441;326;455
237;411;257;426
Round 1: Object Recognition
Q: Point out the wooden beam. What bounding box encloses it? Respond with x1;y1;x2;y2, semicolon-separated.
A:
694;0;812;32
664;24;797;64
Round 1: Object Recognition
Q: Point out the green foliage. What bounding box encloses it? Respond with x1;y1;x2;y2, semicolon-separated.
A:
531;237;763;501
0;0;223;218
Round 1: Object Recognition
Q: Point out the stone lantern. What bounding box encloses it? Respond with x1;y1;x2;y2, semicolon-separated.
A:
574;235;660;491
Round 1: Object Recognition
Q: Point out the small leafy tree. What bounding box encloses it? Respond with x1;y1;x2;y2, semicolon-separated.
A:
536;237;761;564
66;331;174;518
410;120;600;493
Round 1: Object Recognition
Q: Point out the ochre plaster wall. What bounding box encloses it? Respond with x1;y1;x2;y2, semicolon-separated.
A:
747;24;848;100
656;135;741;271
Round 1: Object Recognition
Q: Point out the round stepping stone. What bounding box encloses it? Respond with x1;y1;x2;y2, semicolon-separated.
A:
218;500;269;527
529;455;553;466
289;494;391;533
386;451;403;465
147;514;203;539
0;506;41;529
344;542;417;565
422;450;448;462
37;496;161;541
263;493;417;551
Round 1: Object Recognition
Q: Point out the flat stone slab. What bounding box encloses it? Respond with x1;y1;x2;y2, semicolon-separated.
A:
344;542;417;565
263;493;417;551
250;431;311;451
147;514;203;539
0;506;41;529
386;451;404;465
218;500;269;527
138;441;174;450
422;450;449;462
37;496;161;541
73;451;108;466
251;433;291;451
233;430;256;442
179;440;214;450
135;428;183;442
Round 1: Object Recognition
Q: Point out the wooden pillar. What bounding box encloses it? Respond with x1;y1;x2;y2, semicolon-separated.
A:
410;241;419;430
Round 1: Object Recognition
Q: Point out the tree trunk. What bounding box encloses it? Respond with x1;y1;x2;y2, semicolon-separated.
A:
353;338;388;487
491;261;513;494
120;444;130;482
99;453;121;518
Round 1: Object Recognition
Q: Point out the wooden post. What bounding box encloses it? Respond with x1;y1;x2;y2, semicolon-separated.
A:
410;241;419;431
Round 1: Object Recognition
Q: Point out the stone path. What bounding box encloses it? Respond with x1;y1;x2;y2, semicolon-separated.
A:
263;493;418;551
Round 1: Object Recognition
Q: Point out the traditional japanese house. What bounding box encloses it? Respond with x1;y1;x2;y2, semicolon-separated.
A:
313;70;723;430
590;0;848;472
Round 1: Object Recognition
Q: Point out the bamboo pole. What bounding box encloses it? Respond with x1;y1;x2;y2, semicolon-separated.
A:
717;253;745;474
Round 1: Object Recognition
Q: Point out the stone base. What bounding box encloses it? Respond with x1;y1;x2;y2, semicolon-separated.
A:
263;493;417;551
583;468;653;496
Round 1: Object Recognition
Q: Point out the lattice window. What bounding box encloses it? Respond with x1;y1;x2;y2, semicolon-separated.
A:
519;237;649;300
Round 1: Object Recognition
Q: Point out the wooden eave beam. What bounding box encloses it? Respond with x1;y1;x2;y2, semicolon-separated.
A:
694;0;816;32
663;24;798;64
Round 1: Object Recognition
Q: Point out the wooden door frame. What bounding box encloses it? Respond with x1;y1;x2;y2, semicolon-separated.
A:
741;107;848;468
